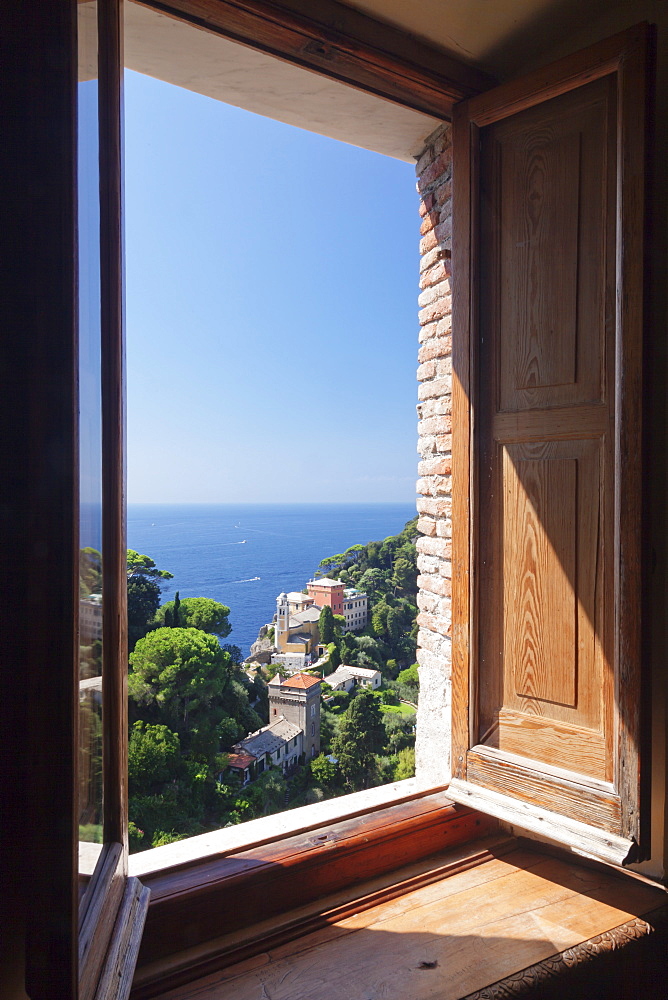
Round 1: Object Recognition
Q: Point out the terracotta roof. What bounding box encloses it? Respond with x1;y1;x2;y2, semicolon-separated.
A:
226;752;256;769
283;672;321;690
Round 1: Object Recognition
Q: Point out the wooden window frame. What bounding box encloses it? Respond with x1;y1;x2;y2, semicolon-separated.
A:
449;24;653;866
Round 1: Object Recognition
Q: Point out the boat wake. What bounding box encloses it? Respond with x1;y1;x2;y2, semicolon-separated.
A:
231;576;261;584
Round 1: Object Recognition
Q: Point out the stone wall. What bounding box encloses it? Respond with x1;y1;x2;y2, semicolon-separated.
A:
413;122;453;787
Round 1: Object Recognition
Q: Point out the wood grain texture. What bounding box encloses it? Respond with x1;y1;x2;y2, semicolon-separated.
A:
137;0;494;119
452;26;650;852
131;838;514;999
80;843;126;1000
461;913;667;1000
448;779;636;867
152;848;667;1000
136;799;488;971
504;456;577;707
100;0;128;855
466;748;619;831
502;130;580;393
451;104;475;779
95;878;151;1000
613;25;653;843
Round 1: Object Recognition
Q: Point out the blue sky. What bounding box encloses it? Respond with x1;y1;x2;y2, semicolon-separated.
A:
125;70;419;502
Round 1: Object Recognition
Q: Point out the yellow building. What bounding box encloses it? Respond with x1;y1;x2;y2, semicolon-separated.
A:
274;592;322;669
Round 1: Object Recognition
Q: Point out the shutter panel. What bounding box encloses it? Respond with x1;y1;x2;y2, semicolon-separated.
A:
449;25;652;865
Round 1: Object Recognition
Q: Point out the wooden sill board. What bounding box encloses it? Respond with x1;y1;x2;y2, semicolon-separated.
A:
152;847;668;1000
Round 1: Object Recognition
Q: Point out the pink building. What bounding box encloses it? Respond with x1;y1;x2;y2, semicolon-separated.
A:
306;577;345;616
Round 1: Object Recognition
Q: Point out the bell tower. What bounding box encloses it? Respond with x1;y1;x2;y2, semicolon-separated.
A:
275;592;290;651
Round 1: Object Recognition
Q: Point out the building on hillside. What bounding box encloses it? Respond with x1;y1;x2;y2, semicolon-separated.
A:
326;664;382;693
223;751;256;786
306;577;345;615
342;587;368;631
268;671;321;759
274;593;321;670
286;591;314;614
80;594;103;643
232;717;303;777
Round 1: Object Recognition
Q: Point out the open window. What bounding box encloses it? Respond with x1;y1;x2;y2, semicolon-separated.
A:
448;25;652;866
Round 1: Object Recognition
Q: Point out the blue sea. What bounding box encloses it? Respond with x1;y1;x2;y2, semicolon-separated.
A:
127;503;417;656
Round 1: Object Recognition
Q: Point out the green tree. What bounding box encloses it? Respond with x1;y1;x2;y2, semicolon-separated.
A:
127;549;173;581
127;574;162;650
392;557;415;594
127;550;173;649
155;596;231;639
129;627;231;737
318;604;335;644
80;547;102;596
310;753;338;790
324;641;340;675
397;663;419;687
331;688;386;790
128;721;181;795
394;747;416;779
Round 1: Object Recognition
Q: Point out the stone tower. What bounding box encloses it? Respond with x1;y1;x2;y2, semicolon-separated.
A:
268;672;321;760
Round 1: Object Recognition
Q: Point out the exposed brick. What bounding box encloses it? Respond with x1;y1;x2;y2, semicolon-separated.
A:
417;591;438;614
418;192;435;217
419;229;439;256
418;456;452;477
417;628;451;658
416;498;452;517
418;412;452;437
418;376;451;401
416;553;440;575
436;519;452;539
417;283;449;310
417;573;452;598
438;559;453;579
431;127;451;158
417;360;436;381
418;296;452;327
416;474;452;496
435;179;452;207
416;535;450;557
417;611;452;636
417;516;436;537
434;217;452;243
418;336;452;363
417;149;453;191
435;433;452;451
415;143;438;177
419;246;447;273
439;199;452;224
417;396;451;419
418;315;451;344
419;261;451;290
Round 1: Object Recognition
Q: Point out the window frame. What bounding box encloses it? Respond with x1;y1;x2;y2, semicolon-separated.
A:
122;0;488;879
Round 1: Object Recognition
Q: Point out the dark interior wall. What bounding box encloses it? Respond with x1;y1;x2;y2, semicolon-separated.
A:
1;4;78;998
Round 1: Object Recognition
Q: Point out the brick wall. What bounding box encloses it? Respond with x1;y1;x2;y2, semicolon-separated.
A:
413;123;453;787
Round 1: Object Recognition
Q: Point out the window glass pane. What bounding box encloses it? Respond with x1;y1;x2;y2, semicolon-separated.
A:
78;0;104;878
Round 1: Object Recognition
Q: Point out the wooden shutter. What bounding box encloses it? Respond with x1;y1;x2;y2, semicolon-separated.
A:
449;25;652;865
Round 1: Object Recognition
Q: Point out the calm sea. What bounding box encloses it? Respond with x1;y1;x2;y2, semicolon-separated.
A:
127;503;417;656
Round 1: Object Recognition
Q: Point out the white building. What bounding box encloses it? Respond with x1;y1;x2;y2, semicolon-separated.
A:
342;588;368;631
326;664;381;692
80;594;103;642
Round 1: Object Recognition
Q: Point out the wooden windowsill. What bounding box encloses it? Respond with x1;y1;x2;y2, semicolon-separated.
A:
142;838;668;1000
131;791;493;997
